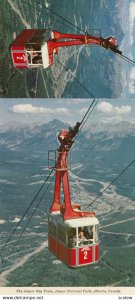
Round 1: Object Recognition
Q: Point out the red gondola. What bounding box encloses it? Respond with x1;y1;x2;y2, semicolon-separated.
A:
10;29;122;69
48;123;99;268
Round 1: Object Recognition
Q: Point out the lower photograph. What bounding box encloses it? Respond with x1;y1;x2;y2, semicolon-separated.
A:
0;98;135;287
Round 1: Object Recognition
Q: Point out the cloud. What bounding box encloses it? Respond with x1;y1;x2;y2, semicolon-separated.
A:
129;2;135;22
128;69;135;94
129;2;135;46
97;102;131;115
97;102;113;113
10;104;69;115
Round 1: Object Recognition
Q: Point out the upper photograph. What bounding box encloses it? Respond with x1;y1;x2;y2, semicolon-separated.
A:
0;0;135;98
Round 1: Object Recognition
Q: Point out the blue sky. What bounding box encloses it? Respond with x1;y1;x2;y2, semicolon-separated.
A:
0;98;135;126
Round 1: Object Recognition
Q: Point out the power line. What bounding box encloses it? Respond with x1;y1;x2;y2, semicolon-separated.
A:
79;98;99;132
116;53;135;67
1;172;55;271
35;0;135;68
72;99;100;143
4;1;22;27
83;159;135;210
26;1;80;33
0;97;98;274
0;95;99;260
7;243;47;285
0;168;54;256
40;69;50;98
7;0;135;101
52;58;100;134
55;56;95;98
24;1;135;68
0;90;99;272
35;0;87;34
34;68;39;98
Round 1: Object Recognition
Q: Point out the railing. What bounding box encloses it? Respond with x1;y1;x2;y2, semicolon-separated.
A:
26;50;43;65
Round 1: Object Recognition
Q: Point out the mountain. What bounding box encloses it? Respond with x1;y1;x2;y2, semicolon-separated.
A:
1;119;135;143
0;0;124;98
0;119;135;197
1;119;135;155
0;119;135;287
0;119;69;149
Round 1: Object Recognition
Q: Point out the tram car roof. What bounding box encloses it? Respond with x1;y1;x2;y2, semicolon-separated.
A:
49;211;99;227
11;29;52;49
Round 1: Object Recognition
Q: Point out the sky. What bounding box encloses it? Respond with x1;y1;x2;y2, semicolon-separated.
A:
0;1;135;128
0;98;135;127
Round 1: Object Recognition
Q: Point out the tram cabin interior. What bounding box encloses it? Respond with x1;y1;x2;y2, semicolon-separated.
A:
26;30;52;67
49;218;98;246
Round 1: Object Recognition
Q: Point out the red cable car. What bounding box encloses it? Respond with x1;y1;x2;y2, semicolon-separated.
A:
10;29;122;69
48;123;99;268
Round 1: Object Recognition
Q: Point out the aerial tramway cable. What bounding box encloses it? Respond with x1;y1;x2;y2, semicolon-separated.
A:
1;1;135;273
27;1;81;33
0;99;98;260
0;100;98;269
1;172;55;271
7;1;135;99
1;95;134;261
116;53;135;66
83;158;135;210
0;168;54;256
1;98;135;270
79;98;99;132
29;0;135;67
0;17;102;259
35;0;87;35
55;56;95;98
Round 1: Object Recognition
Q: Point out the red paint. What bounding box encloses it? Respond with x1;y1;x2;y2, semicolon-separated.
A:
49;234;77;267
11;29;37;47
50;126;95;220
48;232;99;267
11;29;37;68
12;52;27;66
48;122;99;267
11;46;25;51
10;29;121;69
57;242;67;264
46;32;120;68
79;246;93;265
95;244;99;262
67;248;76;267
49;235;57;255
